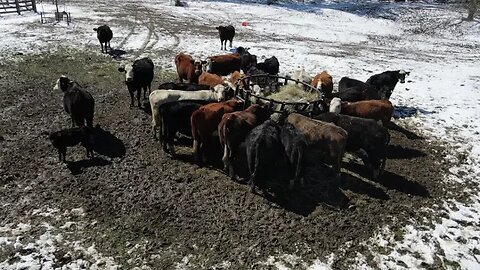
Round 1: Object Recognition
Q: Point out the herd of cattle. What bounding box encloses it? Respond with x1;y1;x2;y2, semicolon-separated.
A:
48;24;411;193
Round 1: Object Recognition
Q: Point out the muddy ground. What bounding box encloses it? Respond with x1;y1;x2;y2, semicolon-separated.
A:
0;47;466;269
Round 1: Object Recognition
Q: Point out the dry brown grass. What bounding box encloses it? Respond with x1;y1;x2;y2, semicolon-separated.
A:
266;84;319;102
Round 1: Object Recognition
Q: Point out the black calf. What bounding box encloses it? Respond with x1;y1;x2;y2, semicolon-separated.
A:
216;25;235;50
93;25;113;54
49;126;94;162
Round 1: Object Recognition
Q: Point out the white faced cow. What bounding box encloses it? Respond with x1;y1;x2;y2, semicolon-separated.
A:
118;57;154;107
53;75;95;128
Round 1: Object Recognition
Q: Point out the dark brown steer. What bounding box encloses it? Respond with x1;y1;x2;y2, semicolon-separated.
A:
287;113;347;178
190;99;244;163
205;53;241;76
218;104;271;177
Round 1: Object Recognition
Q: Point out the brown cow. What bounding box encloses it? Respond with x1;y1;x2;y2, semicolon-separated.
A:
218;104;271;177
198;72;225;88
205;53;242;76
312;70;333;97
175;53;203;83
329;98;394;125
287;113;347;178
229;70;245;89
191;98;244;163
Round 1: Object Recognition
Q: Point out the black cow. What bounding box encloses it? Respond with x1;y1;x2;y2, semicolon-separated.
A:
330;87;364;102
256;56;279;75
159;100;210;156
216;25;235;50
158;82;211;91
244;66;270;89
49;126;94;162
313;112;390;179
93;25;113;54
280;122;307;189
237;47;257;73
53;76;95;128
338;77;368;93
365;70;410;100
118;57;154;107
244;120;287;193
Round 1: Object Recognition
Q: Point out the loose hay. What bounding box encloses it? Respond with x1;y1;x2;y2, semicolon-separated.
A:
266;84;320;103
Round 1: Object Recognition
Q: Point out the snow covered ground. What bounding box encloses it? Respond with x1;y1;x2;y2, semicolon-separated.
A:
1;0;480;268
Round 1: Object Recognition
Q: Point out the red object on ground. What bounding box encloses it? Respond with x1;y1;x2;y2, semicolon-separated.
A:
241;21;247;26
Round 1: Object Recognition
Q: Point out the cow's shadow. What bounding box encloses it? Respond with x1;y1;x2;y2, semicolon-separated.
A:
343;162;429;197
388;122;424;140
340;172;389;200
393;105;436;119
108;49;127;59
66;157;112;175
386;144;427;159
91;126;126;159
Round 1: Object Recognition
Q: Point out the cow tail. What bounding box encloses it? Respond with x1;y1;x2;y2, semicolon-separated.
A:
295;146;303;185
253;143;263;191
191;112;198;148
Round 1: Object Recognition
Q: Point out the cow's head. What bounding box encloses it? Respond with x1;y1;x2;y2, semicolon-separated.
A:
212;84;227;101
329;97;342;113
236;47;250;55
53;75;72;92
203;58;213;73
118;63;134;83
193;60;203;76
398;70;410;83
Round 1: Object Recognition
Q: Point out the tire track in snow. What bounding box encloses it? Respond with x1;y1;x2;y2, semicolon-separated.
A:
117;7;139;50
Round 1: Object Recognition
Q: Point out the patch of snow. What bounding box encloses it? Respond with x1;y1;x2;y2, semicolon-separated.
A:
0;208;121;270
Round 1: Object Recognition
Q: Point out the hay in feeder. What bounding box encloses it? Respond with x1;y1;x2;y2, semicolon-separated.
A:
266;84;319;103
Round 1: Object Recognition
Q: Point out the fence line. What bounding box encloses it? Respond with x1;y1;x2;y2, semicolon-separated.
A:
0;0;37;15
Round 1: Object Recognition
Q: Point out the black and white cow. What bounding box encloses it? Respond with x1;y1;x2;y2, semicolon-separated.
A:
53;76;95;128
244;119;287;193
256;56;279;75
365;70;410;100
49;126;95;162
280;122;307;189
157;82;211;91
313;112;390;179
216;25;235;50
118;57;154;107
93;25;113;54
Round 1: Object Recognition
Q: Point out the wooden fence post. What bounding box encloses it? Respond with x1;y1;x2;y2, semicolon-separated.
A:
32;0;37;12
15;0;21;14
